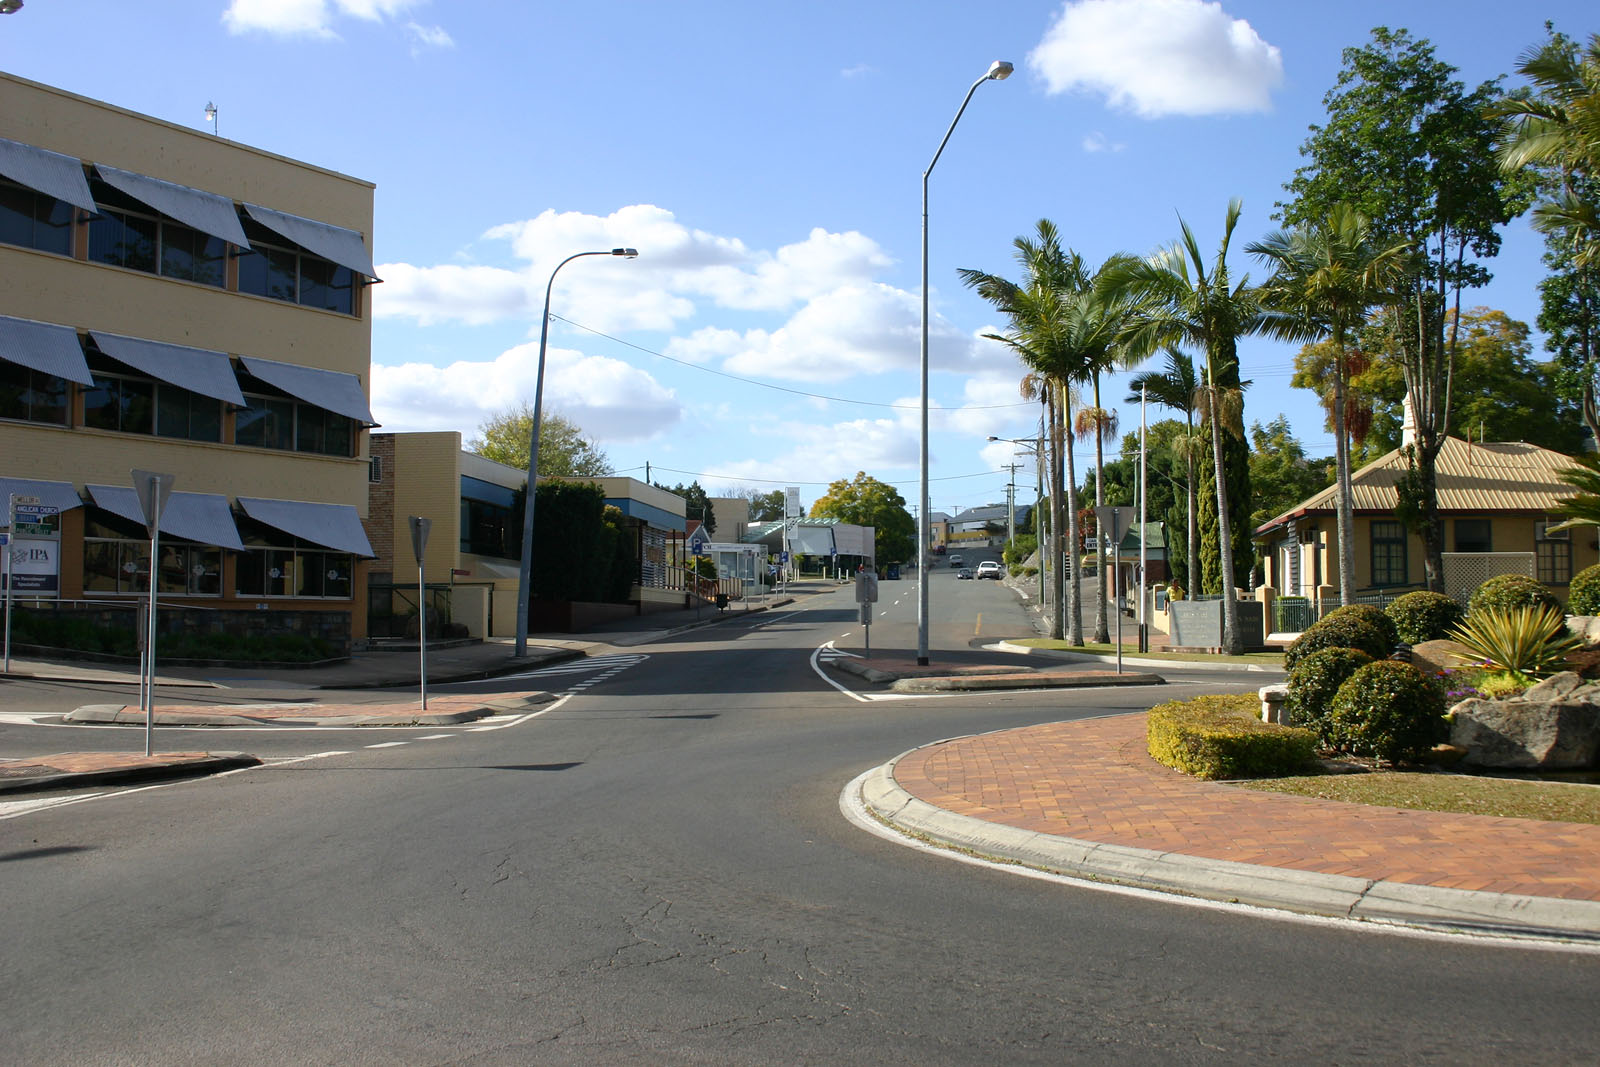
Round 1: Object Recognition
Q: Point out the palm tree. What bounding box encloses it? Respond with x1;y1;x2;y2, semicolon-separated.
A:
1248;204;1411;608
1106;200;1266;655
960;220;1086;643
1126;346;1200;596
1492;30;1600;267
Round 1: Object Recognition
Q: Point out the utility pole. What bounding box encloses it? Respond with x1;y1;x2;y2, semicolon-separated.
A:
1002;463;1020;544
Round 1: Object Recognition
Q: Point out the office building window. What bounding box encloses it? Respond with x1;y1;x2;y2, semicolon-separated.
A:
369;455;383;483
83;371;220;442
237;219;355;315
1371;520;1407;587
83;515;220;596
0;361;69;425
235;393;354;457
0;177;74;256
85;181;226;287
234;540;353;599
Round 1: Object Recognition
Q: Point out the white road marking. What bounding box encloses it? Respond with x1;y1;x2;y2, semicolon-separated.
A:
808;641;925;703
0;792;109;820
469;693;573;730
365;741;408;749
419;734;453;740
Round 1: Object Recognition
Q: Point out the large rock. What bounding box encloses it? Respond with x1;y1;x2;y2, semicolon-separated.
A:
1450;673;1600;769
1410;638;1476;677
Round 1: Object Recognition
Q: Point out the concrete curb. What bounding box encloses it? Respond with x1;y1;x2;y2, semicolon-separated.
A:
63;691;557;728
988;640;1283;674
607;596;798;648
829;659;899;684
857;756;1600;942
0;752;262;795
328;647;586;689
888;671;1165;694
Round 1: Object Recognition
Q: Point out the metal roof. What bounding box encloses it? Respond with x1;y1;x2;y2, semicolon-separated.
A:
237;497;375;557
1255;438;1585;537
243;202;376;278
0;477;83;512
239;356;375;425
89;331;246;407
87;486;244;549
0;313;93;386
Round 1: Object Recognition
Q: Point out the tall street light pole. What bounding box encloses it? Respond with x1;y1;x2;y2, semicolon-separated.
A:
918;58;1012;666
515;247;639;657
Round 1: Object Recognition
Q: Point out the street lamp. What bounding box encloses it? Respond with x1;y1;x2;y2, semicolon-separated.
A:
918;59;1012;667
204;102;218;135
514;247;639;656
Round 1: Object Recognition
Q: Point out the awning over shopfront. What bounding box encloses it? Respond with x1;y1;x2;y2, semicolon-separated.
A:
0;477;83;513
242;202;377;278
0;314;93;386
237;497;375;557
0;136;96;213
86;486;245;550
238;356;376;425
89;331;246;407
94;164;250;248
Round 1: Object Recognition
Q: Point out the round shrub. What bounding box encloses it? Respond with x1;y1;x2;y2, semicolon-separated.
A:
1385;590;1466;644
1321;604;1398;649
1468;574;1560;617
1283;613;1393;673
1286;647;1374;740
1569;564;1600;617
1327;661;1448;764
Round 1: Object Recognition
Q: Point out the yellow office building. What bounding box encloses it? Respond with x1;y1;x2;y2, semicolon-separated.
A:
0;73;379;649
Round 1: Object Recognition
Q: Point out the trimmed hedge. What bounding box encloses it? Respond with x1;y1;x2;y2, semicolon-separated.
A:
1321;604;1398;649
1284;613;1393;672
1286;646;1373;740
1385;590;1465;644
1468;574;1560;617
1147;693;1319;780
1327;661;1448;764
1569;563;1600;617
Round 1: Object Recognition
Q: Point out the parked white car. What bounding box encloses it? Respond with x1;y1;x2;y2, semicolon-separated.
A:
976;561;1004;580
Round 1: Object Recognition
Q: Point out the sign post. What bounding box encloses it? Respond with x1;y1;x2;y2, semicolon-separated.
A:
132;470;176;756
855;569;878;658
2;497;13;674
409;517;432;710
1094;505;1132;675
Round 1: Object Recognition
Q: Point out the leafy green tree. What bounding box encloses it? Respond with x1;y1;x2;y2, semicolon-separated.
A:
1127;348;1202;596
1084;424;1185;582
1248;416;1334;533
741;488;788;523
809;472;914;563
1250;204;1411;606
1108;200;1263;653
470;404;611;478
1538;220;1600;450
655;481;716;536
1281;27;1524;592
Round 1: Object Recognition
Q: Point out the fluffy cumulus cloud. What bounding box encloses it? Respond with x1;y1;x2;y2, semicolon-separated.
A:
1027;0;1283;117
222;0;443;40
701;414;921;488
371;343;681;441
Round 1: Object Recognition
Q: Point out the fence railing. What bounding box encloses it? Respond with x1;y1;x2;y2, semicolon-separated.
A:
662;563;742;604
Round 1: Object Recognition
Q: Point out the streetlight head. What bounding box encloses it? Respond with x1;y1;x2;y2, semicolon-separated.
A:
986;436;1000;441
0;1;23;14
612;247;639;258
205;101;217;122
987;60;1014;81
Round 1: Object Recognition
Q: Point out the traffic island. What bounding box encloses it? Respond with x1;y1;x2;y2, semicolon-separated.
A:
63;691;556;728
827;655;1163;692
0;751;260;795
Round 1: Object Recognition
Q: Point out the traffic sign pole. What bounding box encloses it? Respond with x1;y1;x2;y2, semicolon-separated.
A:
409;517;432;710
2;494;12;674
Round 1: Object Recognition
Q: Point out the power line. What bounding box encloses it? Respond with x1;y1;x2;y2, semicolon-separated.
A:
550;313;1035;412
647;463;1010;489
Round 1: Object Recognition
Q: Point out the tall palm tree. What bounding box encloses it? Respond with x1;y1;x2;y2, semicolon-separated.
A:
1492;30;1600;266
1126;346;1200;596
1248;204;1411;608
1106;200;1266;655
960;220;1087;643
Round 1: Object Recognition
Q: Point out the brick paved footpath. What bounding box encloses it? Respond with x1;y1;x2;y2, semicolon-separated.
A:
891;713;1600;903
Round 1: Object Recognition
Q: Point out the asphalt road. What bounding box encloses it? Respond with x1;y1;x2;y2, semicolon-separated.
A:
2;570;1596;1064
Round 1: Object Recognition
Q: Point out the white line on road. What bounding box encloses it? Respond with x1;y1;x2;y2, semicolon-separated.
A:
419;734;453;740
0;792;109;820
468;693;573;731
365;741;408;748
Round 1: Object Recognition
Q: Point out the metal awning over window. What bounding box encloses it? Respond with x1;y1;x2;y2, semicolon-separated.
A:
87;486;245;550
0;314;93;386
238;356;376;426
0;477;83;513
0;136;96;213
242;203;376;278
88;331;246;407
237;497;375;557
93;165;250;249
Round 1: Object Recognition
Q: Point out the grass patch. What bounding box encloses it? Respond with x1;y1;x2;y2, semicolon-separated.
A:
1237;773;1600;825
1013;637;1284;666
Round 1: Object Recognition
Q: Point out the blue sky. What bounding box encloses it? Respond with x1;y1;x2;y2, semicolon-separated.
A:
2;1;1592;518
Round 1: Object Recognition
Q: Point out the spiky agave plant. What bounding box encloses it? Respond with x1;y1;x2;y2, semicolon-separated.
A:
1447;604;1584;685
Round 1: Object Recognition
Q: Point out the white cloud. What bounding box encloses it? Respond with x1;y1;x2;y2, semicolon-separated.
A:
223;0;425;38
372;343;681;442
406;22;454;50
1028;0;1283;117
1081;131;1125;153
841;64;876;79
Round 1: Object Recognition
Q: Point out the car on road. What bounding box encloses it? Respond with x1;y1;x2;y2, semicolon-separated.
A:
949;554;964;567
956;567;973;579
976;561;1003;580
